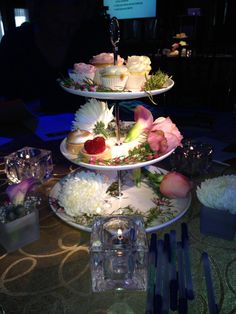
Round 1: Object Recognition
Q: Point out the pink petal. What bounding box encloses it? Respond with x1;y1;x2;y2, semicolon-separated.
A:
147;130;168;153
164;133;182;151
134;105;153;129
160;172;192;198
151;117;183;149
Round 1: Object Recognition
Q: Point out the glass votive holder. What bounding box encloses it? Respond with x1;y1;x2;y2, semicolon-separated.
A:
169;139;213;177
90;216;148;292
4;147;53;183
0;192;40;252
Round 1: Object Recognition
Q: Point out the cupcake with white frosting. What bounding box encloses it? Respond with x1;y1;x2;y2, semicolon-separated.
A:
125;55;152;91
100;65;129;91
89;52;125;85
68;63;96;84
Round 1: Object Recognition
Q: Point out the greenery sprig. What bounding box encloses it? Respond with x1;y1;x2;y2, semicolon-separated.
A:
144;69;170;91
143;69;171;105
76;142;160;166
93;121;110;138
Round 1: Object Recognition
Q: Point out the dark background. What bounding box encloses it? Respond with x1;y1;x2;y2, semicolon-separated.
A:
0;0;236;112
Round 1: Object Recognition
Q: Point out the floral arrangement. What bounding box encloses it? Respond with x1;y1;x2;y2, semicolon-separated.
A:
124;105;183;152
71;99;114;138
74;104;183;166
51;168;192;227
0;178;40;223
57;171;110;221
196;175;236;214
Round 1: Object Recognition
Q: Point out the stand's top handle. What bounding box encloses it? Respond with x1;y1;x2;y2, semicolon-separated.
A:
110;17;120;65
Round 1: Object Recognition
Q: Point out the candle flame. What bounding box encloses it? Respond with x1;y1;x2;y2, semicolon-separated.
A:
117;228;123;237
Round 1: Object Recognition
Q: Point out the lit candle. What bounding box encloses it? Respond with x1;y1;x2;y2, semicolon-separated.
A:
117;228;123;240
112;228;127;249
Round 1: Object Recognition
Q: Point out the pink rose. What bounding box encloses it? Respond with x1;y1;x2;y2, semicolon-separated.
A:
160;171;192;198
147;130;168;153
150;117;183;151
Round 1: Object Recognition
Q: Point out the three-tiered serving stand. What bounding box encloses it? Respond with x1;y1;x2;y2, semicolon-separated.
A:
50;18;191;232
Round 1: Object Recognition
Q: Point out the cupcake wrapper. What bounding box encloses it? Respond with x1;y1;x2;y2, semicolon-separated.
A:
101;76;128;91
93;65;115;85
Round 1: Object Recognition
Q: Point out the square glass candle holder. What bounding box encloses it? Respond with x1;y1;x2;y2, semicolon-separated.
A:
0;209;40;252
90;216;148;292
5;146;53;183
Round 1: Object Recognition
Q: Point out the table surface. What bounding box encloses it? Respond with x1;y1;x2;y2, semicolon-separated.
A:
0;138;236;314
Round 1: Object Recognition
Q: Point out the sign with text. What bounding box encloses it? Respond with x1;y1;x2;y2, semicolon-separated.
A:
104;0;157;19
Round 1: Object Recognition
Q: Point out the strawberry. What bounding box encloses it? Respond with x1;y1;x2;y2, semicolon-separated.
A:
84;139;94;154
84;136;106;154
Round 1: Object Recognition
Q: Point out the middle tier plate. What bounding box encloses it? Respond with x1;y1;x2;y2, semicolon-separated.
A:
60;138;175;171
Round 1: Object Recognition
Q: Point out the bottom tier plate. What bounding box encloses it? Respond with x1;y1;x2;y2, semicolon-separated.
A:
49;165;191;232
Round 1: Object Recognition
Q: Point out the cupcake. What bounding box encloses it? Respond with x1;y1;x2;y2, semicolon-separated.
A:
66;129;93;155
89;52;125;85
68;63;96;84
100;65;129;91
125;55;152;91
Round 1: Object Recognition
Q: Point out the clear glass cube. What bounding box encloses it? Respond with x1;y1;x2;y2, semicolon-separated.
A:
5;146;53;183
90;216;148;292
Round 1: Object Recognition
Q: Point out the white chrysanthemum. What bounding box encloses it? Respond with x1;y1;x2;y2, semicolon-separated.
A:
71;99;114;133
196;175;236;214
57;171;110;217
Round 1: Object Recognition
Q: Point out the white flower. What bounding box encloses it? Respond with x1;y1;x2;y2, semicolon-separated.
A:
71;99;114;133
196;175;236;214
57;171;110;218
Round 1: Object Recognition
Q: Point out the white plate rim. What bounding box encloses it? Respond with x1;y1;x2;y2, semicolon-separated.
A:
60;138;175;171
60;78;174;100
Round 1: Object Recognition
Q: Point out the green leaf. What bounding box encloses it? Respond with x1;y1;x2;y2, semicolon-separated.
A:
93;121;109;138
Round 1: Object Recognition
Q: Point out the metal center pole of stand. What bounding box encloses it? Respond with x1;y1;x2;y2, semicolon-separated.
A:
110;17;120;65
115;102;122;197
117;170;122;198
110;17;122;197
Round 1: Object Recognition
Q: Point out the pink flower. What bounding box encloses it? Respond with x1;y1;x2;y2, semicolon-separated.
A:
6;178;38;205
147;130;168;153
90;86;97;92
160;172;192;198
73;63;96;74
124;105;153;142
150;117;183;152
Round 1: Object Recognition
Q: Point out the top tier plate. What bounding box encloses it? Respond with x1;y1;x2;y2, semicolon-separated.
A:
60;78;174;100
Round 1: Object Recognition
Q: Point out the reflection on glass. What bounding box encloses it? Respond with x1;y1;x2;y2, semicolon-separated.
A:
90;216;148;292
5;147;53;183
